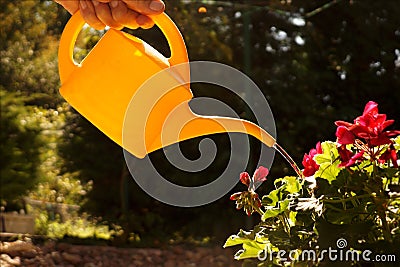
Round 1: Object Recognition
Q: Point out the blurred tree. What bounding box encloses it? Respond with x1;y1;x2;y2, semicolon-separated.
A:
0;90;45;208
0;0;65;105
0;0;79;209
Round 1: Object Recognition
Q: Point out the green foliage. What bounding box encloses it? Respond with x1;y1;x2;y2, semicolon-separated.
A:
394;136;400;151
28;175;92;205
226;176;310;265
261;176;299;221
0;0;65;101
34;211;122;240
0;90;45;206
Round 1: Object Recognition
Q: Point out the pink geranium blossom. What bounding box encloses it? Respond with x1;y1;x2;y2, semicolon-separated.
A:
335;101;400;167
302;142;322;177
335;101;400;146
337;145;365;167
379;144;399;168
230;166;269;216
238;166;269;191
239;172;251;187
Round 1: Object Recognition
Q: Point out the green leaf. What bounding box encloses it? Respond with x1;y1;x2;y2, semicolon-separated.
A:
262;207;282;221
282;176;301;194
314;141;340;165
224;235;246;247
261;188;281;207
225;230;272;260
268;229;291;247
223;230;252;247
289;211;297;227
262;199;290;221
279;199;290;212
235;241;266;260
394;135;400;151
314;141;341;183
384;167;400;179
315;164;341;183
262;176;301;208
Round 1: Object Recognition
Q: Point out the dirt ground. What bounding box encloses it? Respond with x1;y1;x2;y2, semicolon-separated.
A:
0;238;242;267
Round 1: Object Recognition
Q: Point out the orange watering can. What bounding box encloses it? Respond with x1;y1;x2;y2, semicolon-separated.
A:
58;11;276;158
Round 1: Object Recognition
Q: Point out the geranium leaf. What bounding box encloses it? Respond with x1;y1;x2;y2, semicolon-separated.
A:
262;199;290;221
262;207;282;221
261;188;280;207
223;229;254;248
289;211;297;226
279;199;290;212
316;163;340;183
314;141;341;183
282;176;301;194
224;234;246;247
235;241;266;260
314;141;339;165
394;135;400;150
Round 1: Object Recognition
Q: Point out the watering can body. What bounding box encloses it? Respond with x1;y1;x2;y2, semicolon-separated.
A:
58;11;275;158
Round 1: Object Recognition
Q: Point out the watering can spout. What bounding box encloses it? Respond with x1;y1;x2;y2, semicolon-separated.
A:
142;102;276;157
182;116;276;147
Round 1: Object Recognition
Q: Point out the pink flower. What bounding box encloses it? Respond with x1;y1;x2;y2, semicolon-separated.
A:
379;144;399;168
252;166;269;189
238;166;269;191
337;145;365;167
239;172;251;187
335;126;355;145
335;101;400;147
302;142;322;177
230;166;269;216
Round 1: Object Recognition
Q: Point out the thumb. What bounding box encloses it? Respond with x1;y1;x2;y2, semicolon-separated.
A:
122;0;165;15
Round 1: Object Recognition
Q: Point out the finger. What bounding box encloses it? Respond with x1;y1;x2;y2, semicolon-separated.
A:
111;1;155;29
121;0;165;15
92;0;123;29
136;14;154;29
110;1;140;29
79;0;106;30
54;0;79;14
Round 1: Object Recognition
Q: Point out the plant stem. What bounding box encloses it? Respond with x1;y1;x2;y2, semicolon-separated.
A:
283;212;292;236
253;204;264;216
279;214;290;235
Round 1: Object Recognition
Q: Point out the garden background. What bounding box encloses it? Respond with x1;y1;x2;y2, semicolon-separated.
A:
1;0;399;247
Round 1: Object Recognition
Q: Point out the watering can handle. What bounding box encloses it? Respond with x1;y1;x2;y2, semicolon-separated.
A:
58;11;189;83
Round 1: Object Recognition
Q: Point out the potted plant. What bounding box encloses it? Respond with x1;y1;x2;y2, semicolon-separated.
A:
224;101;400;266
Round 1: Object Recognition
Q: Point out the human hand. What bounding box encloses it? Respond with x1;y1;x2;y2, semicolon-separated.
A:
54;0;165;30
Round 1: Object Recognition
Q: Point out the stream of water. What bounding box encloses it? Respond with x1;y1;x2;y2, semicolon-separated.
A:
273;143;304;178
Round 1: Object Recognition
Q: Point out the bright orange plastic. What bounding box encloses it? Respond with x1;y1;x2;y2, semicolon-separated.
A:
58;11;276;158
